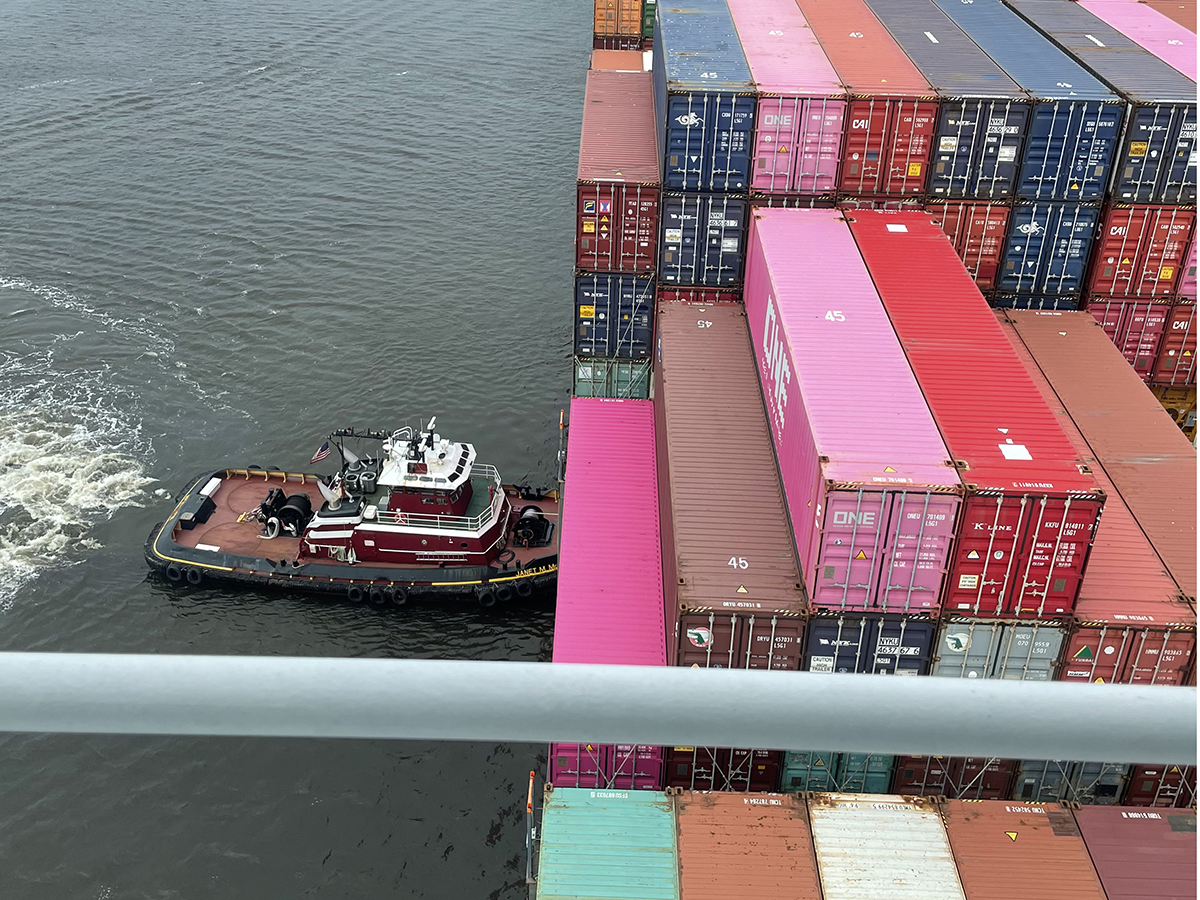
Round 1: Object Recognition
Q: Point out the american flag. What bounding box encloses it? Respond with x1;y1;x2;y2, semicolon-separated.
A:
310;440;332;464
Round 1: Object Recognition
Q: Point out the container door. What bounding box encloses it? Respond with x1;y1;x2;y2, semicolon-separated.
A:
1017;100;1121;202
549;742;611;788
738;615;804;671
929;100;1025;201
610;744;664;790
946;494;1030;616
1162;105;1196;206
812;490;890;611
932;620;1000;679
752;97;803;194
1008;496;1102;618
1121;628;1196;685
658;193;746;286
574;274;654;359
885;100;936;196
662;92;754;192
1115;104;1196;204
947;757;1016;799
1060;625;1132;684
928;201;1011;291
618;186;659;273
577;184;621;271
1152;304;1197;385
677;612;743;668
891;756;948;795
841;98;891;195
999;202;1100;297
1089;206;1195;298
837;753;896;793
781;750;840;792
795;97;845;195
871;616;934;675
1120;302;1171;381
875;490;958;613
805;615;872;674
1066;761;1130;805
1123;764;1194;807
1012;760;1070;802
993;622;1066;681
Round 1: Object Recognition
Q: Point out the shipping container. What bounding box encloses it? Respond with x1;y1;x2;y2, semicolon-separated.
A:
836;198;926;211
1182;239;1197;299
1078;0;1197;80
807;794;966;900
573;357;651;400
550;398;663;789
836;753;897;794
574;274;654;359
1074;805;1198;900
1087;298;1171;379
863;0;1029;201
781;751;840;792
932;619;1067;680
1142;0;1197;32
941;800;1108;900
1086;205;1196;298
1012;761;1132;805
652;0;755;192
1152;301;1197;384
930;0;1125;202
990;294;1083;310
536;786;679;900
794;0;939;197
781;752;896;794
676;612;804;671
805;614;936;674
594;34;644;51
658;193;747;286
1151;383;1198;439
594;0;642;38
654;300;806;659
845;212;1105;617
999;202;1102;297
611;744;666;791
590;49;649;72
674;792;822;900
641;0;655;39
928;202;1012;291
1122;765;1198;807
725;0;845;197
577;70;660;274
1006;0;1197;205
748;193;837;210
1002;310;1196;599
892;757;1018;799
665;748;782;793
744;209;961;613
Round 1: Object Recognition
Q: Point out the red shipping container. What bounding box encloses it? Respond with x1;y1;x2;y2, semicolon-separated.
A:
927;202;1012;292
1087;299;1171;380
1123;764;1197;807
590;49;647;72
1180;238;1196;300
1074;805;1198;900
677;612;805;671
846;212;1104;618
1087;205;1196;298
576;70;660;273
891;756;1017;799
665;747;782;792
1152;301;1197;385
794;0;938;197
656;287;741;304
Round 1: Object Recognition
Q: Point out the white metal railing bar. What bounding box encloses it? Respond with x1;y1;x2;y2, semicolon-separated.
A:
373;466;503;531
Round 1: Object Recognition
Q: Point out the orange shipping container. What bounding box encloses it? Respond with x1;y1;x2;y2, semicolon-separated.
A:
595;0;643;37
675;792;822;900
941;800;1108;900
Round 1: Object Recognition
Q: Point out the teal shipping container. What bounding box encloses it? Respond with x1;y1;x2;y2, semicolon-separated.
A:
837;754;896;793
573;357;652;399
782;752;896;793
536;787;679;900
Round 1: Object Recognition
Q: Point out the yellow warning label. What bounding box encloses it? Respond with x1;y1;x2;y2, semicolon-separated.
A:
1070;182;1080;191
1005;832;1018;842
586;743;595;751
1185;350;1194;357
1161;266;1175;279
579;305;596;319
1130;141;1149;157
853;550;867;560
778;145;789;153
600;215;609;223
736;585;748;594
583;221;596;234
1122;257;1132;265
907;163;923;177
1094;677;1105;683
884;466;896;472
967;549;981;560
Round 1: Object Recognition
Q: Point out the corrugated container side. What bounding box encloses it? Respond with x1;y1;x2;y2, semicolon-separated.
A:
536;787;679;900
804;613;936;674
1086;205;1196;299
1012;760;1132;804
576;184;660;274
1000;202;1102;296
744;209;961;613
1181;239;1197;300
1073;805;1197;900
725;0;845;197
1142;0;1197;32
1005;0;1197;205
863;0;1030;201
642;0;656;39
665;747;783;792
1002;310;1197;600
656;287;741;304
1152;301;1197;384
652;0;756;192
932;619;1067;680
573;357;652;400
1122;765;1198;808
807;793;966;900
837;753;897;792
574;274;654;359
929;0;1124;202
654;300;806;632
674;792;822;900
927;201;1012;291
1087;299;1171;380
594;0;643;38
781;751;841;792
942;800;1108;900
1078;0;1197;79
845;211;1104;618
590;49;649;72
891;757;1018;799
1151;384;1199;440
795;0;939;197
549;743;609;789
594;34;644;52
658;193;747;286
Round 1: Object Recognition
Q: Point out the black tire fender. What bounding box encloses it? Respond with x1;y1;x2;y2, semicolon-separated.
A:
515;579;533;598
476;586;497;608
390;586;408;606
185;568;204;586
347;584;365;603
369;586;388;606
165;563;184;583
495;584;514;603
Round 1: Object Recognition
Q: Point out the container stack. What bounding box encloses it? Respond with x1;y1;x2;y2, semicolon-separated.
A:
592;0;646;51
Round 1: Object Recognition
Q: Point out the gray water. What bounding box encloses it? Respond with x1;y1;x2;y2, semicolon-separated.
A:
0;0;587;894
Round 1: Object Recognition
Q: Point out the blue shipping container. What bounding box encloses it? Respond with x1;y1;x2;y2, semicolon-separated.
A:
837;753;897;793
863;0;1030;201
990;293;1083;310
1005;0;1196;205
658;193;747;286
929;0;1124;202
574;274;654;359
998;202;1100;296
804;614;935;675
652;0;755;192
537;787;679;900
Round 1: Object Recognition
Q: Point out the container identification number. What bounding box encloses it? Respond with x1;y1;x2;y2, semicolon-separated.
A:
728;557;749;569
825;310;845;322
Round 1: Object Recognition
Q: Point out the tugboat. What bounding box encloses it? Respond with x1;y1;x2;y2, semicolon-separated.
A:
144;418;559;606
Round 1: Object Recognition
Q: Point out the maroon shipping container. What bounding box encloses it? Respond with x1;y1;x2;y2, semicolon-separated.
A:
576;69;660;273
890;756;1017;799
657;287;741;305
654;301;807;665
1073;806;1197;900
1087;205;1196;298
549;743;608;788
927;202;1012;292
749;194;838;210
593;34;643;51
677;612;805;671
1152;302;1197;385
1123;765;1197;807
665;747;783;793
1087;299;1171;380
795;0;938;197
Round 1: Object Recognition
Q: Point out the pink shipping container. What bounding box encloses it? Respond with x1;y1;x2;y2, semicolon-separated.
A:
549;398;665;790
724;0;846;197
1077;0;1197;79
743;208;962;613
1182;240;1197;301
1087;299;1171;380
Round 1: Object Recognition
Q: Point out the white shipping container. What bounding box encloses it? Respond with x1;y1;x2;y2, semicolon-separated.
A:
808;793;965;900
